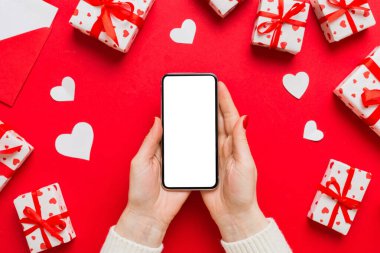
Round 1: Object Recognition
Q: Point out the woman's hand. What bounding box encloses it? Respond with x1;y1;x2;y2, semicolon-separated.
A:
115;117;190;247
201;81;268;242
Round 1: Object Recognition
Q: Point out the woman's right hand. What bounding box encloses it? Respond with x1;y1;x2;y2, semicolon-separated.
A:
201;81;268;242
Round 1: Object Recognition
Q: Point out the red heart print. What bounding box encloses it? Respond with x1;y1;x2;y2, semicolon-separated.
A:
73;9;79;16
351;93;356;98
363;71;370;79
360;186;364;191
292;25;299;31
329;161;335;168
359;24;364;29
322;207;329;214
327;32;332;40
40;243;47;250
297;38;301;43
280;42;287;49
4;145;9;149
351;10;355;14
13;159;20;166
353;79;357;83
340;20;347;28
49;198;57;204
36;190;43;196
137;9;144;16
123;30;129;38
31;236;36;240
266;35;271;39
268;0;274;2
366;172;372;179
336;221;340;225
320;4;325;10
363;11;370;17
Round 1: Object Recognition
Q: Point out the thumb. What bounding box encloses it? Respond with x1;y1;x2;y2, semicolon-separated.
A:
136;117;162;159
232;115;254;165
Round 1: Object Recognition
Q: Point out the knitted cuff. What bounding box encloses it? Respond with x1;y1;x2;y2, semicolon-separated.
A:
221;218;292;253
100;226;164;253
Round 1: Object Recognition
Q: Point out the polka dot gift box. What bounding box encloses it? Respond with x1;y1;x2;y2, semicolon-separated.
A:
208;0;242;18
334;46;380;137
311;0;376;43
308;159;372;235
14;183;76;253
69;0;155;53
251;0;310;54
0;121;33;192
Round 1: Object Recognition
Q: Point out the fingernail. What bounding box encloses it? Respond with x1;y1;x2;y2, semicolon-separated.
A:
243;115;249;130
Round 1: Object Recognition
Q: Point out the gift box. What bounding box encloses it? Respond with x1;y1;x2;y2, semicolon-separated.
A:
14;183;76;253
308;159;372;235
251;0;310;54
310;0;376;43
334;46;380;136
209;0;242;18
69;0;154;53
0;121;33;192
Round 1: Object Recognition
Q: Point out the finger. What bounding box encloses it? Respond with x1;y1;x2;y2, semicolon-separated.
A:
218;81;240;135
136;117;163;159
232;116;255;166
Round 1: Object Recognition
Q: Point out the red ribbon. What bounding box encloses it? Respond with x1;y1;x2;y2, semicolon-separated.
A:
318;167;360;228
85;0;145;46
257;0;306;49
319;0;370;34
0;123;22;179
20;191;69;249
360;57;380;126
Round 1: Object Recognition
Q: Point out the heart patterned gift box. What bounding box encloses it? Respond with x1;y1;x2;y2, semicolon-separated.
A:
209;0;243;18
14;183;76;253
70;0;155;53
310;0;376;43
308;159;372;235
0;121;33;192
252;0;310;54
334;46;380;137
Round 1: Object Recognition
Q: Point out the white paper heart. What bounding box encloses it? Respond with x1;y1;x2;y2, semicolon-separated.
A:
55;122;94;160
50;76;75;102
283;72;309;99
303;120;324;142
170;19;196;44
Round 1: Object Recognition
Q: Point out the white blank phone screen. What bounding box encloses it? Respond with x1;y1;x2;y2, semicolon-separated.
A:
163;75;217;188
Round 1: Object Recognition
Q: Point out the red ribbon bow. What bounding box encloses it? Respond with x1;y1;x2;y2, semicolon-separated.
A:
319;0;370;34
360;57;380;126
20;191;70;249
85;0;145;46
257;0;306;49
318;168;360;228
0;123;22;178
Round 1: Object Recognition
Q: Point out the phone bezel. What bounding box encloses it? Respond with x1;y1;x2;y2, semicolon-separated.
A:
161;73;219;190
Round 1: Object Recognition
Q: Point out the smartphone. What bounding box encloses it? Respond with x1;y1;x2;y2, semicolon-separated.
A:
162;73;218;190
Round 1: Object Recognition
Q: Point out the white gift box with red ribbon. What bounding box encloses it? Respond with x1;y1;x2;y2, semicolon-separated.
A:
70;0;154;53
308;159;372;235
334;46;380;136
252;0;310;54
311;0;376;43
0;121;33;192
14;183;76;253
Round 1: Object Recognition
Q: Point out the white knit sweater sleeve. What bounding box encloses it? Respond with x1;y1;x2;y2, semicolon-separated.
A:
101;218;291;253
221;218;292;253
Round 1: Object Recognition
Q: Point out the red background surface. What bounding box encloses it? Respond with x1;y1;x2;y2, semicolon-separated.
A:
1;0;380;252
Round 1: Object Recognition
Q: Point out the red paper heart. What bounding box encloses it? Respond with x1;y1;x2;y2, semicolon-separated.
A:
49;198;57;204
280;42;287;49
363;71;370;79
322;207;329;214
340;20;347;28
13;158;20;166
